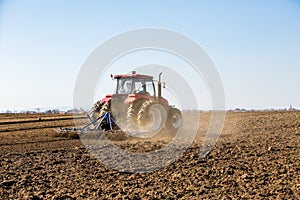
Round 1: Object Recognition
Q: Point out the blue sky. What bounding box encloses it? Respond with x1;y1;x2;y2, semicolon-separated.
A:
0;0;299;111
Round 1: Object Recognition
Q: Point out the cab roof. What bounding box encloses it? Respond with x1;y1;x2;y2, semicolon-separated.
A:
114;73;153;80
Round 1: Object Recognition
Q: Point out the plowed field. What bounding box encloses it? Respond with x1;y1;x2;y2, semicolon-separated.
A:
0;111;299;199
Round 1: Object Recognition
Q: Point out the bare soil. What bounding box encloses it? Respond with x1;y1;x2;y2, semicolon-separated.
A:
0;111;299;199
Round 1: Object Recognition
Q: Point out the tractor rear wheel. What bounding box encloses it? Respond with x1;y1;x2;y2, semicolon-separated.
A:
126;99;145;123
137;100;167;135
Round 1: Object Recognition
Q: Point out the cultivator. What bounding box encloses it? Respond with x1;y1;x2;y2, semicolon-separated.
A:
59;112;120;133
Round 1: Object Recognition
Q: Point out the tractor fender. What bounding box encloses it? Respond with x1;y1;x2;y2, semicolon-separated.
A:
100;94;113;103
124;94;150;104
125;94;169;106
159;97;169;107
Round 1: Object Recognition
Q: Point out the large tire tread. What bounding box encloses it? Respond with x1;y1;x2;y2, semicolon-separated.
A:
137;100;154;126
126;99;145;122
166;107;182;134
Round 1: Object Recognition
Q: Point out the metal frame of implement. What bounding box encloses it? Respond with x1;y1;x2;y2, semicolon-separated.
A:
59;112;119;132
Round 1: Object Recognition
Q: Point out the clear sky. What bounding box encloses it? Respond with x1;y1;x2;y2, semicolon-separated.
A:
0;0;299;111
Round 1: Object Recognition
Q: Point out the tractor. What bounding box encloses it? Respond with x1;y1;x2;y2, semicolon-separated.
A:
91;71;182;135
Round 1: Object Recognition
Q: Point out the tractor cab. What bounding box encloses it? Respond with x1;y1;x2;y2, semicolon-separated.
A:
114;72;155;96
100;71;168;106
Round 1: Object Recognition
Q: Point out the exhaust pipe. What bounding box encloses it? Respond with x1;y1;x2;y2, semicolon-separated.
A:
158;72;162;101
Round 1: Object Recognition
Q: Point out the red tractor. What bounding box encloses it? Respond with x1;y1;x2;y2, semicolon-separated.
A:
91;71;182;135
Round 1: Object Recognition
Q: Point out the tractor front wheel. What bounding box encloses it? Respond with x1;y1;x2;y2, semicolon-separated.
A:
165;108;182;134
